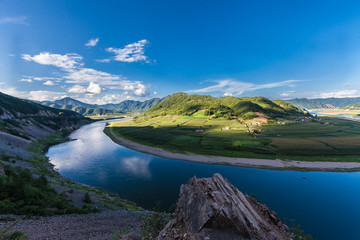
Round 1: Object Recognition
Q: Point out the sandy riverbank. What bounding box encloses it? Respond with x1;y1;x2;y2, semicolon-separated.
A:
107;128;360;171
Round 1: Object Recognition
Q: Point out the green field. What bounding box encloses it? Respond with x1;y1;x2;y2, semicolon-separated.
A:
106;115;360;162
318;109;360;117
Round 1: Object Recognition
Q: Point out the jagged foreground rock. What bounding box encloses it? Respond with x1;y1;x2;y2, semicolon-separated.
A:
158;173;291;240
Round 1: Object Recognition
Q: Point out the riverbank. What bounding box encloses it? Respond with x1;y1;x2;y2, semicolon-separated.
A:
106;127;360;171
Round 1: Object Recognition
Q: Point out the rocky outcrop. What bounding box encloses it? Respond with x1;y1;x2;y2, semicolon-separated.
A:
158;173;291;240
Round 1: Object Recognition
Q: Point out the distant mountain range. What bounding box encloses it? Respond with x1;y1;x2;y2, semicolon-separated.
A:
40;97;166;116
286;97;360;110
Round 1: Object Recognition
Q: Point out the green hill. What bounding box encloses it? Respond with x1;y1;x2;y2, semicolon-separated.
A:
0;92;82;118
0;91;87;141
342;103;360;110
144;93;305;119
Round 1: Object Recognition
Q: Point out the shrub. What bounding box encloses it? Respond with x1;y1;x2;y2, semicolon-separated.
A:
83;192;92;204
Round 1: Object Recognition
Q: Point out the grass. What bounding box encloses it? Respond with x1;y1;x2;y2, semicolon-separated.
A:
0;164;99;216
106;115;360;162
318;109;360;116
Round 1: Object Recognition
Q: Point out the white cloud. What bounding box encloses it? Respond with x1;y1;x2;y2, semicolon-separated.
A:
108;81;149;97
0;86;66;101
280;90;296;97
64;68;120;84
19;78;33;83
188;79;303;96
28;91;67;101
85;38;99;47
86;82;104;95
43;80;57;86
8;54;15;57
316;90;359;98
33;77;62;82
22;51;150;98
68;82;104;95
153;91;158;95
103;39;149;63
22;52;83;69
0;16;28;25
68;85;87;94
19;76;62;83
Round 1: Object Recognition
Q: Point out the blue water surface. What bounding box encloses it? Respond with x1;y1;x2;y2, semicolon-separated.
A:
47;119;360;240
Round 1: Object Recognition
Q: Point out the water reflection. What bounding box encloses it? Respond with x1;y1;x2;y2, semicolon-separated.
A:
120;157;152;179
47;119;360;240
49;120;121;170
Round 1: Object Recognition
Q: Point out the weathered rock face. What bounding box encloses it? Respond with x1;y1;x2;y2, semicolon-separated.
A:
158;173;291;240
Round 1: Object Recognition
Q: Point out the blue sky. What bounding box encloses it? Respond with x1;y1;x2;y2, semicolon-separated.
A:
1;0;360;104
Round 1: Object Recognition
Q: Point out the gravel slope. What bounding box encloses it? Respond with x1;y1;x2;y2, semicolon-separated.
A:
8;210;144;240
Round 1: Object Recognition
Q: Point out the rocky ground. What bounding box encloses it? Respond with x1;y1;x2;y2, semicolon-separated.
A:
2;210;144;240
0;131;32;159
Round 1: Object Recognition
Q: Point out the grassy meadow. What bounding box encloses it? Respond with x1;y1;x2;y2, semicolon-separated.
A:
106;115;360;162
317;109;360;117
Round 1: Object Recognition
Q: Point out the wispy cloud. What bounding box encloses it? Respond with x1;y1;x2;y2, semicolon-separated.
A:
101;39;150;63
22;52;83;69
280;90;296;97
0;16;28;25
19;78;33;83
64;68;119;84
188;79;304;96
316;90;359;98
19;76;62;83
85;38;99;47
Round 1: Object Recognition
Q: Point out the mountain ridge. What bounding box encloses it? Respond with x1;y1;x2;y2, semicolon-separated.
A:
40;96;166;116
286;97;360;109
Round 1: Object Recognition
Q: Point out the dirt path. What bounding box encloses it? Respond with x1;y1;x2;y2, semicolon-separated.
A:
8;210;143;240
108;128;360;171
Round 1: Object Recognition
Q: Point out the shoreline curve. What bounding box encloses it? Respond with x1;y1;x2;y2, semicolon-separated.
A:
106;127;360;172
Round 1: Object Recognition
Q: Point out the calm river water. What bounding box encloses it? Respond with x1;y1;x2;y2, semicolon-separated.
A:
47;118;360;240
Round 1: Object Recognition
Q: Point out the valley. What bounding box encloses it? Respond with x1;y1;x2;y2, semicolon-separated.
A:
105;93;360;167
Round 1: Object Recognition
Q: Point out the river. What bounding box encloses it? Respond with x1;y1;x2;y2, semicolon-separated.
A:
47;118;360;240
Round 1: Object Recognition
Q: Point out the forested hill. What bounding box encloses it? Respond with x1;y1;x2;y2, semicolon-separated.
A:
41;97;166;116
0;92;83;119
0;91;87;141
101;97;165;112
287;97;360;109
144;93;305;120
41;102;123;116
342;103;360;110
286;98;328;110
